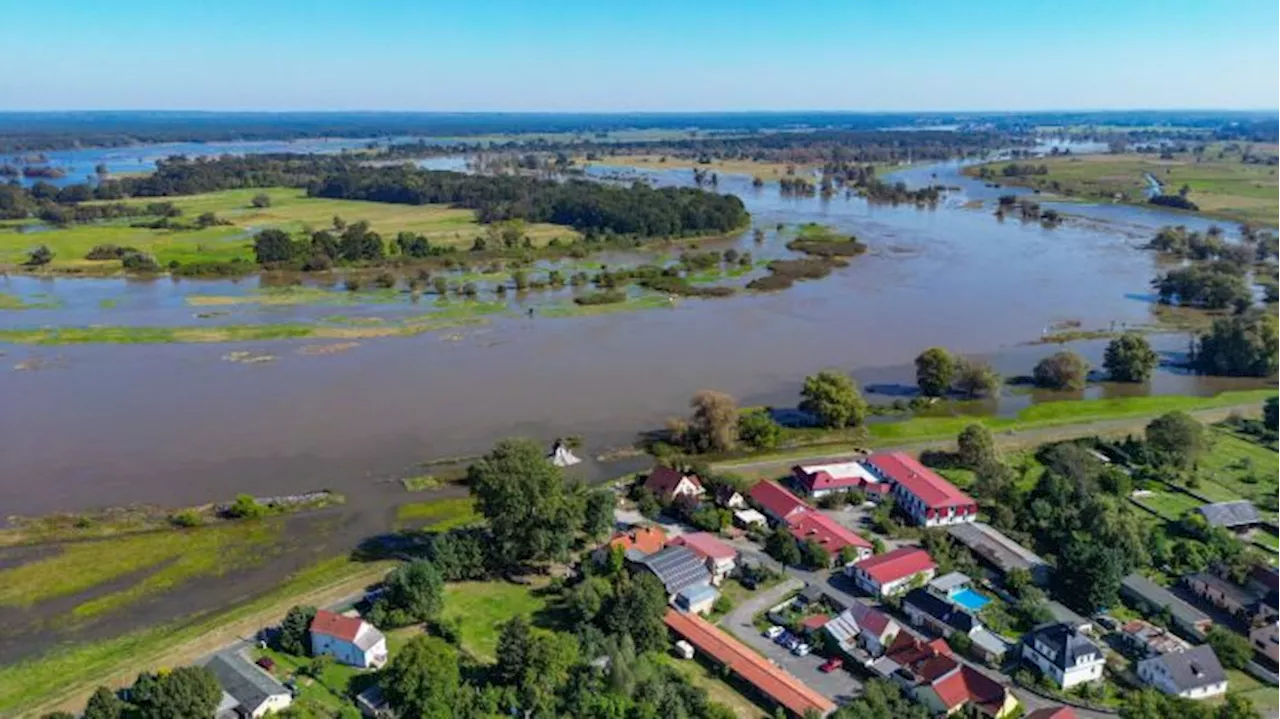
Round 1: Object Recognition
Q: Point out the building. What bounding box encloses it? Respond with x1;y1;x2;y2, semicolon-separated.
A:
1184;572;1277;625
825;603;902;658
663;609;836;717
862;452;978;527
206;651;293;719
733;508;768;529
1025;708;1077;719
786;511;872;563
791;459;884;498
1045;600;1093;635
847;547;937;598
1136;645;1228;700
310;610;388;669
714;485;747;509
901;577;1010;664
669;532;739;580
1020;623;1105;689
355;685;394;719
748;480;811;524
1195;501;1261;530
946;521;1051;586
643;466;705;503
871;633;1016;718
635;546;712;597
1121;573;1214;640
598;525;668;563
1119;619;1192;658
675;583;720;615
1250;622;1279;663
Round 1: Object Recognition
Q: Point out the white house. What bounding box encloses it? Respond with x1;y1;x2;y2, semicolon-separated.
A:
1137;645;1228;700
311;609;388;669
206;651;292;719
846;547;937;598
643;466;705;503
1020;623;1105;690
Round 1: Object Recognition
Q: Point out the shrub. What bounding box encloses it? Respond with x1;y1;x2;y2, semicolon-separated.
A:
251;193;272;208
375;271;397;289
225;494;266;519
1032;350;1090;391
170;509;202;528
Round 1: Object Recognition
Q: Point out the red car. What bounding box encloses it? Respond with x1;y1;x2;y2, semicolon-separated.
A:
819;657;843;673
255;657;276;672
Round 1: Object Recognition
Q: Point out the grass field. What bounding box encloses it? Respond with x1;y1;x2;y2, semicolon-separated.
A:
1224;669;1280;711
967;146;1279;226
439;580;549;661
1195;429;1279;508
393;497;480;530
1;186;579;270
1135;490;1204;521
252;645;365;715
658;654;769;718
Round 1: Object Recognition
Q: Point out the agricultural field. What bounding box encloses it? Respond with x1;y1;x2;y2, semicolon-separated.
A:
1195;429;1280;510
1135;489;1204;521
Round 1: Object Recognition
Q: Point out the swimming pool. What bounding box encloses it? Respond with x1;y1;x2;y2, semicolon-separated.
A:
951;588;991;612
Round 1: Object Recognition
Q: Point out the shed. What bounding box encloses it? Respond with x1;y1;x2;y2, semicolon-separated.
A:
1121;573;1213;640
947;522;1051;585
676;583;720;615
1196;501;1261;529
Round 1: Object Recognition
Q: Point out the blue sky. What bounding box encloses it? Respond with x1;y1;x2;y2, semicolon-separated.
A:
3;0;1277;111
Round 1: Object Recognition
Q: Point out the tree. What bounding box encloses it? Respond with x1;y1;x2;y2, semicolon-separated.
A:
494;615;532;687
915;347;956;397
800;539;830;569
1207;627;1253;670
83;686;125;719
832;678;928;719
25;244;53;266
370;559;444;627
1193;310;1279;377
799;370;867;428
765;525;802;566
253;228;297;264
600;572;669;652
380;636;460;719
1055;540;1125;613
952;357;1001;398
467;438;585;567
514;630;580;713
251;193;272;208
583;489;615;540
1265;397;1278;432
39;713;75;719
1033;350;1090;391
1104;333;1160;383
278;605;316;655
1146;411;1206;469
130;666;222;719
686;390;740;453
956;424;998;469
738;409;782;450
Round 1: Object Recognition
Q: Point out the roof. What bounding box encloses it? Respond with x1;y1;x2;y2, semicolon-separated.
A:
734;508;768;525
1141;644;1226;692
669;532;738;561
885;632;953;667
864;452;975;509
608;525;667;555
930;572;972;594
715;485;744;504
946;522;1048;575
932;665;1008;713
311;609;363;643
749;481;810;520
1121;619;1191;655
849;601;895;636
825;610;861;646
637;546;712;595
644;466;702;497
677;583;720;605
793;460;881;492
903;588;979;634
1122;573;1213;630
1196;500;1261;528
664;609;836;717
1025;708;1078;719
206;652;289;713
802;614;831;630
1024;623;1101;671
1045;600;1090;631
1186;572;1259;608
854;547;937;585
787;512;871;553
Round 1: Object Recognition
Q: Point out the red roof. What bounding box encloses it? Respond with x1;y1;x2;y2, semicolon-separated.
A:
849;602;894;636
885;633;953;667
802;614;831;630
608;525;667;555
749;481;810;520
866;452;975;509
664;610;835;717
787;512;871;553
644;466;703;499
1026;708;1077;719
792;461;878;493
932;665;1007;713
311;609;363;643
669;532;738;560
853;547;936;585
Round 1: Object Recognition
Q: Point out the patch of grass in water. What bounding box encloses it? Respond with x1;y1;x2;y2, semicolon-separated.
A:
187;286;402;307
394;497;479;530
400;475;442;492
541;294;674;317
0;293;60;310
98;298;117;309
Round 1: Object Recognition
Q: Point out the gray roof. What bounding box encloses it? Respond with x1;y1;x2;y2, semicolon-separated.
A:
1196;501;1260;528
205;652;289;713
1046;600;1090;631
1121;573;1212;633
903;588;980;634
929;572;972;594
1186;572;1260;608
947;522;1049;576
1142;645;1227;692
825;610;861;646
1025;623;1101;671
970;627;1012;657
637;546;711;595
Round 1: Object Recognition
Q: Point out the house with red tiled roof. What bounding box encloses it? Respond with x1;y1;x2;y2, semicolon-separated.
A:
643;466;705;503
847;546;937;598
792;460;885;499
1025;707;1078;719
749;480;811;524
669;532;739;580
863;452;977;527
598;525;667;563
310;609;387;668
871;633;1016;718
787;511;872;564
826;602;902;657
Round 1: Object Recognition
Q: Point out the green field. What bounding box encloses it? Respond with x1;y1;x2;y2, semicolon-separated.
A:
252;645;365;716
1;186;580;270
393;497;480;530
439;581;549;661
1195;429;1280;508
1136;490;1205;521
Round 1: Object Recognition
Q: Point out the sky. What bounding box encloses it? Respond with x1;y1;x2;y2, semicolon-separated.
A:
3;0;1277;112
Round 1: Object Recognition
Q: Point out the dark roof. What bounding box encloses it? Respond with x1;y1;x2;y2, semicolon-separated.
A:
1186;572;1260;608
1024;623;1100;671
1145;645;1227;692
644;466;701;497
206;652;289;713
1196;501;1260;528
1121;573;1212;630
903;588;979;634
637;546;711;595
946;522;1048;576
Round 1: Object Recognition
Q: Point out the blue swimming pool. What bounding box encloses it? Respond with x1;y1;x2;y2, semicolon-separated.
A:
951;588;991;612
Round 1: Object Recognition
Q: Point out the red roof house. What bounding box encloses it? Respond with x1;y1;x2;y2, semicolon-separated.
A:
669;532;737;560
311;609;363;643
847;546;937;597
643;466;705;503
787;511;872;562
864;452;977;527
605;525;667;556
928;664;1015;717
749;481;811;523
791;460;883;497
1025;708;1078;719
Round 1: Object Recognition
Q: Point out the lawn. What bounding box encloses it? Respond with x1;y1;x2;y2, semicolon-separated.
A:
393;496;480;531
1195;429;1280;509
1224;669;1280;711
658;654;769;718
2;186;580;269
253;645;365;715
1134;490;1204;521
439;580;549;662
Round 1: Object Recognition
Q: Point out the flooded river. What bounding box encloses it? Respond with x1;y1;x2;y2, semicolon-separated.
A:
0;152;1269;517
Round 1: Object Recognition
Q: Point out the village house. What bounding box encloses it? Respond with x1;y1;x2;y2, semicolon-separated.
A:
1195;500;1261;531
748;480;811;524
206;651;293;719
733;508;768;529
946;521;1051;586
675;583;720;615
1025;707;1078;719
634;545;713;599
714;485;747;509
1184;571;1278;626
668;532;739;581
1250;621;1278;663
310;609;388;669
791;459;886;499
1121;573;1214;640
786;511;872;564
862;452;978;527
1136;644;1228;700
847;546;937;598
643;466;705;503
1019;623;1105;689
825;602;902;658
901;573;1010;664
870;633;1017;718
1119;619;1192;658
595;524;667;563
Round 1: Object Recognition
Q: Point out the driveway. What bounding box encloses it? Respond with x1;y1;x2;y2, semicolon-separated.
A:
719;577;863;705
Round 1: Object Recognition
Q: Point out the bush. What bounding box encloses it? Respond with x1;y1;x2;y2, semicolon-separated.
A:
574;289;627;305
169;509;202;528
375;271;397;289
1032;350;1090;391
1103;333;1159;382
121;252;160;272
24;244;54;266
251;193;272;208
737;409;782;450
225;494;266;519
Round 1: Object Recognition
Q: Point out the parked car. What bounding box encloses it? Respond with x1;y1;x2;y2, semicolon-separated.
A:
763;625;785;640
819;657;843;673
255;657;275;672
793;643;811;657
775;631;795;647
